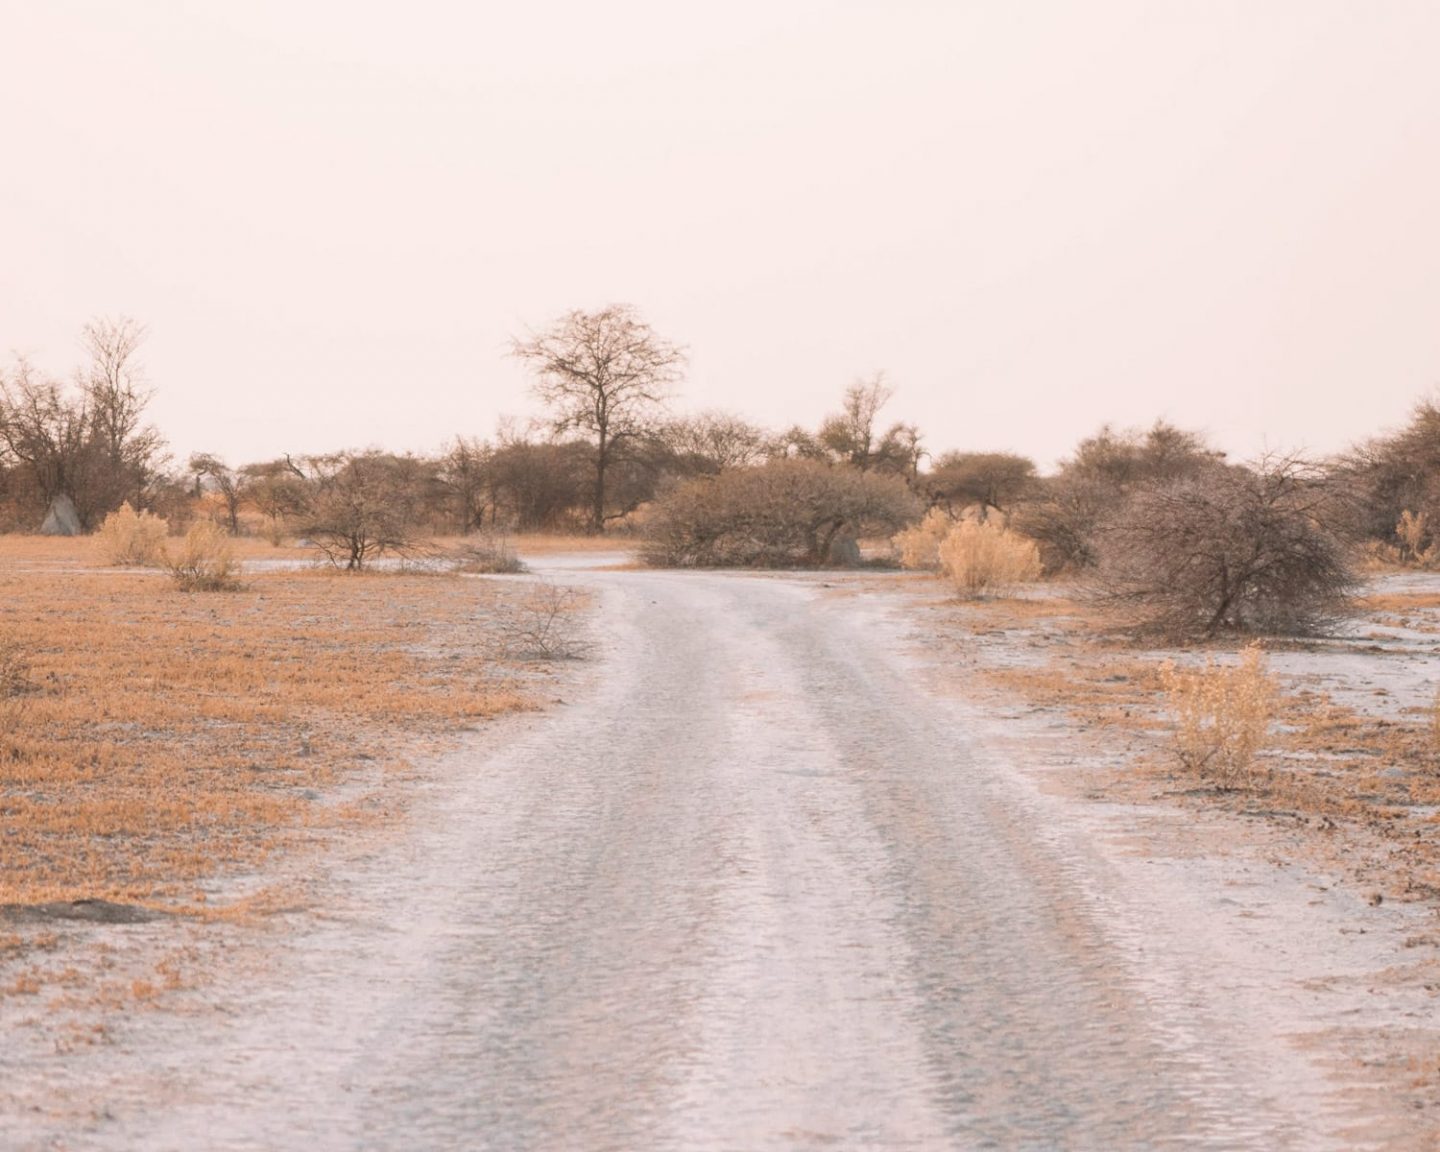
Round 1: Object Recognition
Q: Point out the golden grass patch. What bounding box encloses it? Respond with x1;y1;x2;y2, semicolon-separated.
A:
922;585;1440;903
0;566;533;913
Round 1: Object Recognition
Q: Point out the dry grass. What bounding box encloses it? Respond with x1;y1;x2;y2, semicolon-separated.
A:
508;532;640;554
1159;647;1277;788
93;504;168;567
0;562;534;912
928;588;1440;904
936;519;1043;598
892;509;951;571
165;520;244;591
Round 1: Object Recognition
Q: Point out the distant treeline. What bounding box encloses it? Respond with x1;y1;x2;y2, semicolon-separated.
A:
4;312;1440;576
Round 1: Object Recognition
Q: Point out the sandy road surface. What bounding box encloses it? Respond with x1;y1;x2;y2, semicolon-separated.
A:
5;566;1431;1150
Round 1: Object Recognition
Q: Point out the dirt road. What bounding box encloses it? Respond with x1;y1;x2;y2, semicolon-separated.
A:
6;566;1431;1150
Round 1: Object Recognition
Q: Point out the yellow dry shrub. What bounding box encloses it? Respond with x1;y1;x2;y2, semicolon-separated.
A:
892;508;953;571
936;519;1042;598
1396;509;1439;567
1159;645;1276;788
166;520;243;591
95;502;168;567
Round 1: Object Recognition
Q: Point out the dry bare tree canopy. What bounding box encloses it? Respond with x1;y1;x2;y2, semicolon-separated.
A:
291;450;432;570
1094;456;1358;639
0;317;167;531
511;304;686;532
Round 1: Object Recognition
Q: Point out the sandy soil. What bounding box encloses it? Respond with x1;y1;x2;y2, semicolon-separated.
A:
2;561;1437;1149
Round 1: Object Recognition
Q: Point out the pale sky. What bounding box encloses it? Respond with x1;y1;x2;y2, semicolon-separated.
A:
2;1;1437;471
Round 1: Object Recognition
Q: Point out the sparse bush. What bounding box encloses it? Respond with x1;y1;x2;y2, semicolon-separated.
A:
166;520;244;591
1160;646;1276;788
497;581;589;659
644;458;921;568
893;508;953;570
96;501;168;566
450;532;526;574
936;519;1042;597
1095;456;1357;640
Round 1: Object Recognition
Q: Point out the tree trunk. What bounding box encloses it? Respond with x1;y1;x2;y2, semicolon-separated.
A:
591;437;608;535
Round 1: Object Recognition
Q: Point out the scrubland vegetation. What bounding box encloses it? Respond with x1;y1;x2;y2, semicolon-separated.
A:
5;306;1440;993
0;547;536;913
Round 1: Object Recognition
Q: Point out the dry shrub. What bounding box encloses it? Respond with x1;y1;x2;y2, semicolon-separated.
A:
1159;646;1276;788
450;532;526;574
643;459;920;568
165;520;243;591
893;508;952;570
1396;509;1439;567
95;502;168;566
936;519;1042;598
1095;457;1357;640
497;581;590;659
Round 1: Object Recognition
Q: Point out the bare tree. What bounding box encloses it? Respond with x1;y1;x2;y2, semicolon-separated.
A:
815;374;922;476
511;305;685;532
0;357;92;527
0;319;167;531
78;317;166;510
437;436;495;533
1094;455;1357;640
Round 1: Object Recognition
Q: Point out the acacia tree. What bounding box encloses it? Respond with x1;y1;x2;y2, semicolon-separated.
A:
291;451;430;570
511;305;685;532
782;375;923;480
926;451;1037;517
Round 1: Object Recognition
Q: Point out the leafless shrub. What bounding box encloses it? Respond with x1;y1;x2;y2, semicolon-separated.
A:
95;501;168;566
1094;456;1358;640
1160;647;1276;788
497;581;591;659
937;519;1042;598
166;520;244;591
449;532;526;574
893;508;952;570
644;458;921;568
